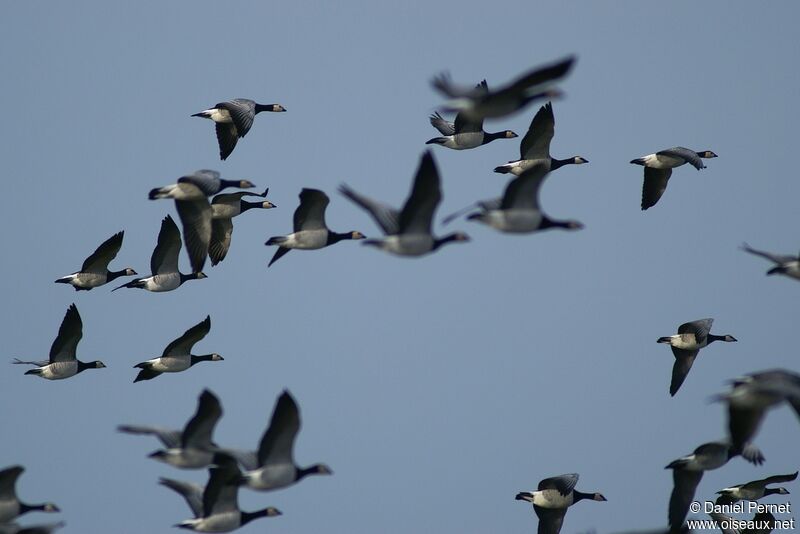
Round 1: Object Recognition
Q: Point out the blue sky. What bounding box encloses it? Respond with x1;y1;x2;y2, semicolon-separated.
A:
2;2;800;533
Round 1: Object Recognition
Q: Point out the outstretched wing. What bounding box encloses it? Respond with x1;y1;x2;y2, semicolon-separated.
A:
49;304;83;363
339;185;400;235
398;151;441;235
81;231;124;273
294;189;330;232
641;167;672;210
657;147;705;170
257;390;301;466
519;102;555;160
163;316;211;357
151;215;182;275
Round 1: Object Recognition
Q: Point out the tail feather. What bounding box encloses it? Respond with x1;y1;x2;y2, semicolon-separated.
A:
112;279;142;291
54;276;72;284
265;236;287;246
493;166;511;174
630;158;646;166
426;137;446;145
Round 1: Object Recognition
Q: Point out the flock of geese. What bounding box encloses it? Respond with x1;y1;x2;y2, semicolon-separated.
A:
6;55;800;534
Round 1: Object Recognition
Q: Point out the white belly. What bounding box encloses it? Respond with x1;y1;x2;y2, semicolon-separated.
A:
150;356;191;372
531;489;574;509
380;234;435;256
186;513;241;532
40;361;79;380
642;153;686;169
283;230;329;250
0;499;21;523
145;274;181;292
481;210;543;232
668;334;704;350
244;463;296;491
451;132;484;149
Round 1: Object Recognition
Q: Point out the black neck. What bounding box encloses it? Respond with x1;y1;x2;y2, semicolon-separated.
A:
764;488;782;496
106;269;129;282
241;508;271;525
219;179;239;190
191;354;215;364
539;216;571;230
706;334;728;344
76;360;97;373
296;465;322;481
240;200;261;213
433;233;462;250
179;272;201;284
572;490;593;503
550;157;575;170
483;131;507;144
19;502;49;514
254;103;275;113
326;231;355;245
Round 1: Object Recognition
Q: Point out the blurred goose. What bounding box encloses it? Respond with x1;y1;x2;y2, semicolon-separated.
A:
120;389;222;469
54;231;136;290
515;473;606;534
113;215;206;292
117;425;258;471
494;102;587;175
716;471;797;505
657;318;737;396
12;304;106;380
133;316;222;382
192;98;286;160
0;522;66;534
240;390;332;491
741;243;800;280
0;466;60;524
209;188;276;266
339;151;469;256
150;171;255;272
666;440;764;532
448;163;583;233
630;147;717;210
425;82;517;150
164;458;281;532
432;56;575;120
714;369;800;452
266;188;365;267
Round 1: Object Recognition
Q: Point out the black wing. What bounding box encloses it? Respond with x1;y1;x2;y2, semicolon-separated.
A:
80;231;124;273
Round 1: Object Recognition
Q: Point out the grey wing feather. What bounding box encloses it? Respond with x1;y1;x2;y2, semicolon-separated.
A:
658;147;705;170
215;123;239;161
398;151;441;235
163;316;211;357
202;464;241;516
81;231;123;273
669;469;703;530
175;199;212;273
339;185;400;235
12;358;50;366
728;405;767;453
519;102;555;160
49;304;82;363
257;391;300;466
294;189;330;232
212;188;269;205
740;243;796;265
220;99;256;137
429;112;455;135
641;167;672;210
178;171;222;196
506;56;576;93
755;471;798;486
209;218;234;266
151;215;181;275
453;111;483;134
501;164;549;210
670;349;699;396
533;506;567;534
537;473;578;495
117;425;182;448
678;319;713;342
160;478;204;518
182;390;223;449
0;465;23;499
